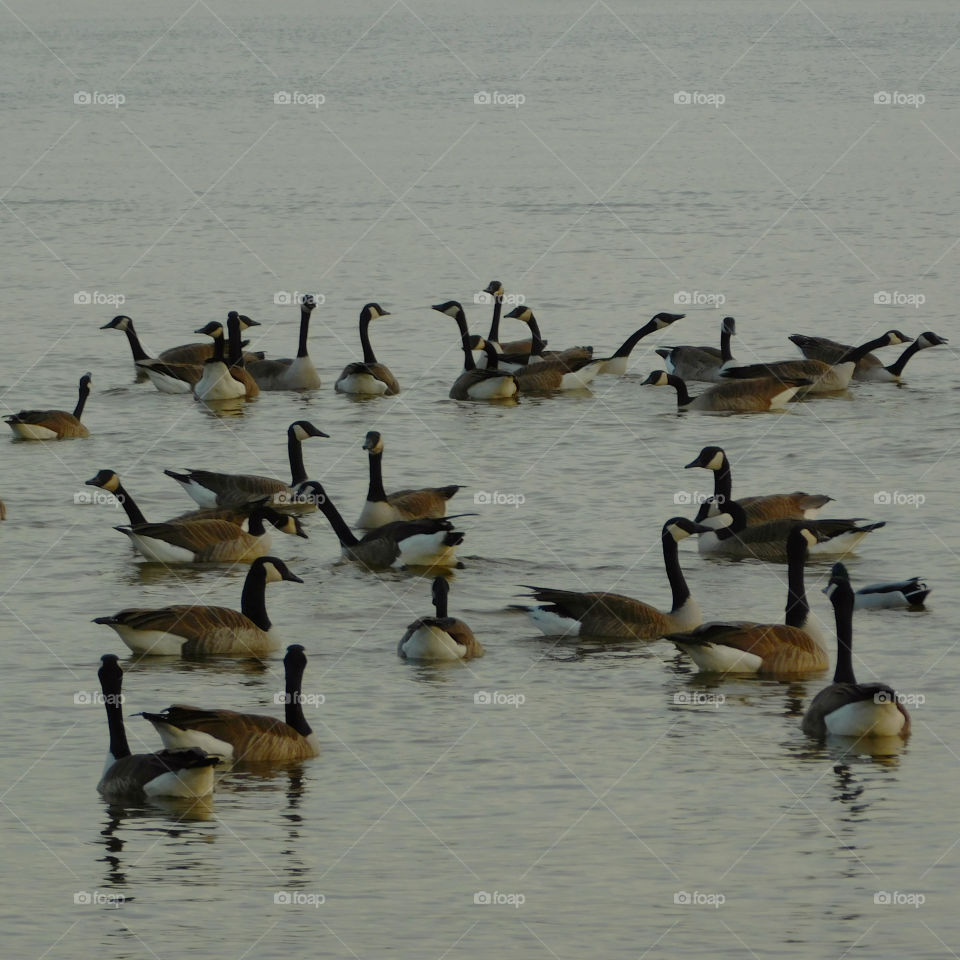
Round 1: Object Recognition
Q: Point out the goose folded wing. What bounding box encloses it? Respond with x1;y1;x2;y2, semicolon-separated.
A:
130;519;246;551
670;621;825;671
521;587;655;622
106;605;252;638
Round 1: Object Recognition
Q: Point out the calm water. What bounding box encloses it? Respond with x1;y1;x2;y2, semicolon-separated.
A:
1;1;959;957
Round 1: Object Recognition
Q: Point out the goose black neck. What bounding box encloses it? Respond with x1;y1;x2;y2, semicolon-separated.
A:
664;374;693;407
247;509;270;536
455;311;476;371
358;313;377;365
482;343;500;370
712;460;733;505
784;533;810;628
287;432;308;485
488;295;502;342
317;492;360;547
113;481;148;526
526;314;546;356
297;305;311;359
433;584;449;618
74;384;90;420
839;337;885;365
284;656;312;736
612;320;656;358
122;322;151;362
241;563;272;630
662;532;690;611
212;332;226;363
831;588;857;684
720;327;734;363
100;671;131;760
227;319;243;367
884;340;922;378
366;449;387;502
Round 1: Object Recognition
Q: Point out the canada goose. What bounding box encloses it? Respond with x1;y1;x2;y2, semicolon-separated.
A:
720;332;908;393
357;431;460;529
668;524;829;674
193;314;260;401
5;373;92;439
801;563;911;739
295;480;465;569
479;281;537;354
854;577;930;609
93;556;303;656
788;329;912;377
247;297;323;390
597;312;686;375
685;445;832;524
96;654;219;800
655;316;737;382
855;331;946;383
164;420;328;508
333;303;399;395
515;518;712;638
695;499;885;561
398;578;484;660
225;311;260;398
432;301;519;400
642;370;810;412
140;644;320;761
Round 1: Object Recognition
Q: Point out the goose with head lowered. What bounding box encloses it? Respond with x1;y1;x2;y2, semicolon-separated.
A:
685;445;832;524
655;316;737;382
94;556;302;657
140;644;320;762
165;420;328;508
432;301;519;401
514;517;713;638
5;373;92;439
597;311;686;375
787;329;912;379
247;296;323;390
668;524;829;674
85;470;306;563
357;431;460;529
854;576;930;609
398;578;484;661
642;370;810;412
720;331;911;393
295;480;465;569
333;303;399;395
802;563;911;739
96;654;219;801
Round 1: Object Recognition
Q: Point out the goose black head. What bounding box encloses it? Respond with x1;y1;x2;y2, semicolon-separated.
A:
641;370;670;386
86;469;120;492
823;561;851;600
195;320;223;337
651;312;685;329
362;431;384;454
663;517;714;541
79;372;93;389
361;303;390;321
483;280;504;296
916;331;948;348
883;329;912;346
721;316;736;335
300;295;318;311
431;301;464;317
504;305;533;323
685;446;726;471
101;315;132;331
292;480;326;508
255;556;304;585
237;314;261;329
290;420;328;442
284;643;308;671
431;576;450;610
98;653;123;689
467;334;486;350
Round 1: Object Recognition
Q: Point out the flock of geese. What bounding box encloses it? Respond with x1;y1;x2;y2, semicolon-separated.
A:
2;283;940;802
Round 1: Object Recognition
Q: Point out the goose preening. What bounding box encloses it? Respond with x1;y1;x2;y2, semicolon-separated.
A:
788;329;912;378
248;297;323;391
515;518;712;638
5;373;92;439
398;578;484;660
85;469;306;562
295;480;465;569
685;445;832;524
668;524;829;674
597;312;686;375
642;370;810;412
333;303;399;395
854;576;930;610
695;499;885;561
140;644;320;761
164;420;328;508
655;316;737;382
93;556;303;656
432;301;519;401
720;332;909;393
97;654;219;800
356;431;460;529
801;563;911;739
